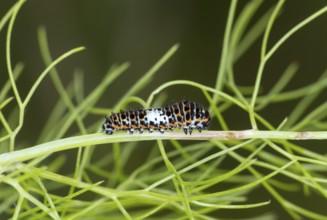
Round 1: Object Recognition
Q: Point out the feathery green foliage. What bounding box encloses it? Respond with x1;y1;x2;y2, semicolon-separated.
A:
0;1;326;219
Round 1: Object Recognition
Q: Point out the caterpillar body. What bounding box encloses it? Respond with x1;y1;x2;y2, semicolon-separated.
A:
102;100;211;135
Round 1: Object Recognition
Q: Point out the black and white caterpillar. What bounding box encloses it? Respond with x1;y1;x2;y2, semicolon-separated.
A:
102;100;211;135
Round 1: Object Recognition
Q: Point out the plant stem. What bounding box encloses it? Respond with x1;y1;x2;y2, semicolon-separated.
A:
1;130;327;166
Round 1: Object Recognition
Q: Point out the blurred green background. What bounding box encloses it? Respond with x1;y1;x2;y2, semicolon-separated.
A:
1;1;327;219
1;0;326;142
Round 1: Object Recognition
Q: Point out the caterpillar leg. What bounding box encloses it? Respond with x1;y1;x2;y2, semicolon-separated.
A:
189;127;193;135
104;129;113;135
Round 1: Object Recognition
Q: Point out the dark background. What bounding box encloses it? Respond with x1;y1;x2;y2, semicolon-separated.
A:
1;0;326;137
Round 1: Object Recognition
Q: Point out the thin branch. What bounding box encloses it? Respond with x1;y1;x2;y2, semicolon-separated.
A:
1;130;327;166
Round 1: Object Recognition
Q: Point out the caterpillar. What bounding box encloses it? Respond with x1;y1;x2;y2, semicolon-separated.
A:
102;100;211;135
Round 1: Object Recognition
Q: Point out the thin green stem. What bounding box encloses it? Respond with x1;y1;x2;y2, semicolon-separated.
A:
1;130;327;166
23;47;85;107
6;0;25;106
265;5;327;61
260;0;285;60
213;0;238;102
5;0;26;151
115;44;179;110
